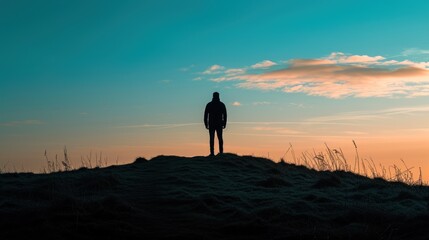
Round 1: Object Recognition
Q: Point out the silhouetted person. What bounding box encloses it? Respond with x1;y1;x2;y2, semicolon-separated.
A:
204;92;227;156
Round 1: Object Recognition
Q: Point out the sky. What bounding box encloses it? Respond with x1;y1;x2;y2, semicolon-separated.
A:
1;0;429;177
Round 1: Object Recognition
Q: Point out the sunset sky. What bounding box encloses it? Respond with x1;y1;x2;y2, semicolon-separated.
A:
1;0;429;175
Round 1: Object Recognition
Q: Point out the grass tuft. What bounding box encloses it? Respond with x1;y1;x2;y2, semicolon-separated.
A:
281;141;425;186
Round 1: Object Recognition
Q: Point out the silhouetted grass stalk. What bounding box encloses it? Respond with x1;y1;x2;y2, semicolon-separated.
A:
42;147;112;173
281;140;424;186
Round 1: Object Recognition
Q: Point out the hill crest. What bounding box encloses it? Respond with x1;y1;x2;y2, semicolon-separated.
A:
1;153;428;239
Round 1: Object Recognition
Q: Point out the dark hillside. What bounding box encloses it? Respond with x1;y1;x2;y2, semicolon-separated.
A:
1;154;428;239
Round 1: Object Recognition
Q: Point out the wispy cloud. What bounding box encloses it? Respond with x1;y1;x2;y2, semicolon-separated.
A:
402;48;429;56
203;64;225;74
200;60;277;82
119;123;201;129
343;131;368;135
225;68;246;76
212;52;429;98
307;105;429;122
0;120;44;127
251;60;277;69
253;101;273;105
289;103;306;108
327;52;385;63
252;126;305;135
232;101;242;106
119;121;355;130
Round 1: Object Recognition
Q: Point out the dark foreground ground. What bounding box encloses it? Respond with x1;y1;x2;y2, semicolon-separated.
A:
1;153;429;239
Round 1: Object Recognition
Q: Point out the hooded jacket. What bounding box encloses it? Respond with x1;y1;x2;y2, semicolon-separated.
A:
204;97;227;129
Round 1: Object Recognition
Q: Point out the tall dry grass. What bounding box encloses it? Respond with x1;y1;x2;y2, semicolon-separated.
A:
280;140;424;186
43;146;112;173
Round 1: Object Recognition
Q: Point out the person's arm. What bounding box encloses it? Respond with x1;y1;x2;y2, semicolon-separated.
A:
204;104;209;129
223;103;227;128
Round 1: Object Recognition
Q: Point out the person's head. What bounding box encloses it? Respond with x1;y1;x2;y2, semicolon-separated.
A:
212;92;220;101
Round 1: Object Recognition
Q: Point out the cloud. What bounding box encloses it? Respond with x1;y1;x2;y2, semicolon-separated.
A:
343;131;367;135
327;52;385;63
225;68;246;76
232;101;242;106
308;105;429;122
119;121;356;132
252;126;304;135
119;123;200;129
289;103;305;108
213;52;429;98
402;48;429;56
251;60;277;69
380;105;429;115
253;101;272;105
203;64;225;74
0;120;44;127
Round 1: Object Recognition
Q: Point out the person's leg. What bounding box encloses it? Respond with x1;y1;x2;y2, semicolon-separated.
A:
217;127;223;154
209;128;215;156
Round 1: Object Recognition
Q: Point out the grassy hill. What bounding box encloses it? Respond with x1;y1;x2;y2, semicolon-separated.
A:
1;153;428;239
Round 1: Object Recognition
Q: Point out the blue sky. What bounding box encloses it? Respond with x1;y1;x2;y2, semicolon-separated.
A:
1;0;429;172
